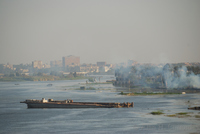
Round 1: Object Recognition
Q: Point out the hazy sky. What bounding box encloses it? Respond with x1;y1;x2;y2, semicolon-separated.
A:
0;0;200;65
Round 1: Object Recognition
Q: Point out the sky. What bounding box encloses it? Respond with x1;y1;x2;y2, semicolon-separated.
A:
0;0;200;65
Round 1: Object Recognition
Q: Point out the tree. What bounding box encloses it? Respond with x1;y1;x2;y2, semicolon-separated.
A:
73;72;77;77
9;73;15;77
37;72;43;76
16;72;21;76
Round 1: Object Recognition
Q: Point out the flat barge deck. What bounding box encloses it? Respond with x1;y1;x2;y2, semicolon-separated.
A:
20;98;134;108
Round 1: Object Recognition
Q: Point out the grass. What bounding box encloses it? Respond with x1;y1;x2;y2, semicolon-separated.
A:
150;110;164;115
166;112;192;118
0;75;90;82
176;112;188;115
84;82;113;85
85;87;96;90
166;114;176;117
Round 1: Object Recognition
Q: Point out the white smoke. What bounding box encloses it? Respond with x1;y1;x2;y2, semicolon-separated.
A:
117;64;200;89
162;65;200;89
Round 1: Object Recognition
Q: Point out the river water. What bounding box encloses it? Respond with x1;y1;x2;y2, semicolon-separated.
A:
0;75;200;134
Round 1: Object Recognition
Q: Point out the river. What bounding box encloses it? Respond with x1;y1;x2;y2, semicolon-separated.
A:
0;75;200;134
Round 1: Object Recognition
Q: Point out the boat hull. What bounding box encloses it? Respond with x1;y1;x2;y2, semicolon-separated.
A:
26;103;115;108
20;98;134;108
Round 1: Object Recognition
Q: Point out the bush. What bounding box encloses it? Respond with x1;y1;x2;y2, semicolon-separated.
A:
176;112;188;115
88;78;94;82
80;86;85;90
150;110;164;115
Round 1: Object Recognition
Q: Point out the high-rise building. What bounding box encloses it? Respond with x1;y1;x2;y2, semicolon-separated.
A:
97;62;106;67
50;60;62;68
62;55;80;68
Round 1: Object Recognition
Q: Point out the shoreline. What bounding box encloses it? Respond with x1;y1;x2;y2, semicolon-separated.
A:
0;75;91;82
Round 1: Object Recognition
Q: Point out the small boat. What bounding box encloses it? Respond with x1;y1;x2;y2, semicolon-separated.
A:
20;98;134;108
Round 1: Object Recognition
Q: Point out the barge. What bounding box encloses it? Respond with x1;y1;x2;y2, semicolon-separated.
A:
20;98;134;108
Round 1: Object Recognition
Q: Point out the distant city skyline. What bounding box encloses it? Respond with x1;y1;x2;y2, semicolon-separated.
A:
0;0;200;65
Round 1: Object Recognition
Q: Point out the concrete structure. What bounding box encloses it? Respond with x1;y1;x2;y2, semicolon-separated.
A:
62;55;80;68
97;62;106;67
50;60;62;68
3;63;15;70
66;65;80;72
80;64;99;73
99;66;110;73
32;61;43;69
43;64;50;69
62;55;80;72
19;69;29;73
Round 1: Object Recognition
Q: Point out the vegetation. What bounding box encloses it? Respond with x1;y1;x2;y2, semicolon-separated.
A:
150;110;164;115
176;112;188;115
85;82;112;85
88;77;94;82
166;114;176;117
86;87;96;90
165;112;192;118
80;86;86;89
0;73;91;82
119;92;134;96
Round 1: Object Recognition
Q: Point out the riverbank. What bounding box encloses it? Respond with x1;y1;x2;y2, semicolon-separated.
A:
0;75;90;82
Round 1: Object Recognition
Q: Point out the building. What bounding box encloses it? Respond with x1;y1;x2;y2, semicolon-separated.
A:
97;62;106;67
80;64;99;73
62;55;80;68
50;60;62;68
62;55;80;72
32;61;43;69
43;64;51;69
4;63;15;70
66;65;80;72
99;66;110;73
